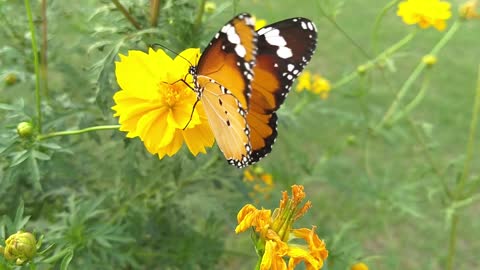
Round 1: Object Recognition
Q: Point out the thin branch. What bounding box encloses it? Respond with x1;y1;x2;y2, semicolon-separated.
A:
150;0;160;27
111;0;142;30
37;125;121;140
25;0;42;132
41;0;48;96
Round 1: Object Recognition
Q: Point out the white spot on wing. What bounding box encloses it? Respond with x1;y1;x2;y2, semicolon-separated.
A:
257;27;272;36
307;22;314;31
287;64;294;71
277;47;293;59
301;21;307;29
235;45;246;57
227;26;240;44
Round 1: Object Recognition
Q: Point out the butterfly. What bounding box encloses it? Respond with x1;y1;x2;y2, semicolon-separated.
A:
188;13;317;168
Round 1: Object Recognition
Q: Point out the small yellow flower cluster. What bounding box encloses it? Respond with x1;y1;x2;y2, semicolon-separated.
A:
0;231;37;265
397;0;452;31
236;185;328;270
459;0;480;19
296;71;331;100
243;166;274;203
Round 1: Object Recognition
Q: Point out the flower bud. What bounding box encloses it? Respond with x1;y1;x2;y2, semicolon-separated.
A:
346;134;357;146
357;65;367;75
422;54;437;67
204;2;216;13
17;122;34;138
459;0;479;20
4;73;18;85
2;231;37;265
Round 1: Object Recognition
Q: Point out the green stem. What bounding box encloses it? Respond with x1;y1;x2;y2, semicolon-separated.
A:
37;125;120;140
376;21;461;131
390;72;430;124
150;0;160;27
25;0;42;133
446;64;480;270
333;32;415;89
371;0;400;53
41;0;48;97
317;2;370;59
193;0;207;34
111;0;142;30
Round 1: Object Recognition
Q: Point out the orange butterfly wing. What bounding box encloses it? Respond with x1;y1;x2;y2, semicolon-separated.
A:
194;13;257;167
248;18;318;163
198;77;251;167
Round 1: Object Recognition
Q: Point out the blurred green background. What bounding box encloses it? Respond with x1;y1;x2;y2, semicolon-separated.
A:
1;0;479;269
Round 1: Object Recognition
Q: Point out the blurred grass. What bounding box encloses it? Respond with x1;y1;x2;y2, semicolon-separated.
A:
232;0;480;269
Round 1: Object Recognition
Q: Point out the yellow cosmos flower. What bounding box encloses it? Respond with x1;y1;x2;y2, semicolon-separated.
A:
236;185;328;270
397;0;452;31
253;16;267;30
351;262;369;270
112;48;215;158
459;0;480;19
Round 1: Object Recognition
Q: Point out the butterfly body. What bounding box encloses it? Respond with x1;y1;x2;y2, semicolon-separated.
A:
188;13;317;168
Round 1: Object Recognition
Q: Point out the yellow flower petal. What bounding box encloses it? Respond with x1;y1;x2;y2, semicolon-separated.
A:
397;0;451;31
112;48;214;158
296;71;311;92
287;246;322;270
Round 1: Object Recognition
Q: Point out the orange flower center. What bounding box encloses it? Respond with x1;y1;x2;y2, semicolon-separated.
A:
158;81;192;108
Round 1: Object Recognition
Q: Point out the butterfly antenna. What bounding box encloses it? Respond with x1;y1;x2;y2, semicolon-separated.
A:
151;43;194;67
183;98;200;130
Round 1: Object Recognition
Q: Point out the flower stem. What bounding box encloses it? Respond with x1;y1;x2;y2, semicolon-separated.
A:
371;0;400;53
333;32;415;89
375;21;460;131
389;72;430;124
37;125;120;140
150;0;160;27
111;0;142;30
41;0;48;97
446;64;480;270
25;0;42;133
317;2;371;59
193;0;207;34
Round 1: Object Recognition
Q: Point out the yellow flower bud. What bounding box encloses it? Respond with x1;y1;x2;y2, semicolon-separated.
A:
357;65;367;75
459;0;480;19
422;54;437;67
4;73;18;85
351;262;369;270
2;231;37;265
346;134;357;146
204;1;216;13
17;122;34;138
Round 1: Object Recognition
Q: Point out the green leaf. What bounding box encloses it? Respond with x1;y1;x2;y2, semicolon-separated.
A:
0;103;17;111
32;150;51;161
12;199;30;231
10;150;30;167
60;248;74;270
29;154;42;191
38;142;62;150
